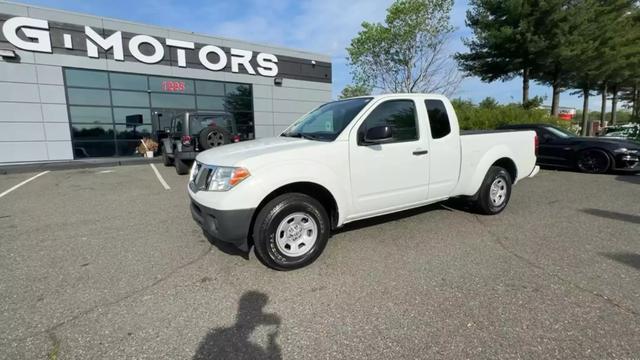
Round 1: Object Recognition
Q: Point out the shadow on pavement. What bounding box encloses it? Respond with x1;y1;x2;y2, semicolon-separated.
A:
615;174;640;185
580;208;640;225
601;252;640;271
193;291;282;360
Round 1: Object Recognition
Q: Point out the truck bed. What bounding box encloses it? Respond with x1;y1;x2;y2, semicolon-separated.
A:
453;130;537;196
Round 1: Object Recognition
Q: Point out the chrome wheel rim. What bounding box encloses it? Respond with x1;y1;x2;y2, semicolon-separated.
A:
489;177;507;206
275;212;318;257
207;131;225;147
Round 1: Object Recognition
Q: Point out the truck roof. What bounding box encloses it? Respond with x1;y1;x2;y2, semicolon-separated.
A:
343;93;450;101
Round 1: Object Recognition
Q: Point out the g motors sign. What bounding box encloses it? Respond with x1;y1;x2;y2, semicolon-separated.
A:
1;16;279;77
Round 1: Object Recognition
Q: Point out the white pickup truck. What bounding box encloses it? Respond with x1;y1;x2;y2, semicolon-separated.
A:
188;94;539;270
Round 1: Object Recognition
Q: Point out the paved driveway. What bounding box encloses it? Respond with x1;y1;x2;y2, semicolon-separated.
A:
0;166;638;359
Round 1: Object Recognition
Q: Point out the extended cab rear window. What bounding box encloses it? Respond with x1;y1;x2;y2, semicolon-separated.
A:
425;100;451;139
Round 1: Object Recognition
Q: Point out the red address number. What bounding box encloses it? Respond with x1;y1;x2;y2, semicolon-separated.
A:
161;80;185;92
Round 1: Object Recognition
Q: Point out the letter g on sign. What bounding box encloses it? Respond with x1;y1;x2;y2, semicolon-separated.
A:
2;17;52;53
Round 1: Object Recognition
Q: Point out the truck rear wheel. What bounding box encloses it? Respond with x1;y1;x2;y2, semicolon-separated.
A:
162;146;174;167
475;166;512;215
253;193;330;270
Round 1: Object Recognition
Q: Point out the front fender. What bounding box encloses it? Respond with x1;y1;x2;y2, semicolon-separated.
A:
249;160;350;225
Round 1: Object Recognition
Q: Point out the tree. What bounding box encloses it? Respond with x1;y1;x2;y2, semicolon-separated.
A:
456;0;547;105
478;97;498;109
338;84;371;99
563;0;638;135
347;0;460;95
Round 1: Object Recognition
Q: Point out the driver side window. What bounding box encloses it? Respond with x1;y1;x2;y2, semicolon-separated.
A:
359;100;418;143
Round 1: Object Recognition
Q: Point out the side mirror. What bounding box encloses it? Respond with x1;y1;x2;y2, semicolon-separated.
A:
364;125;393;144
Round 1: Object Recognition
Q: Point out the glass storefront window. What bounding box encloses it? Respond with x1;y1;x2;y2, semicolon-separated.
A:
151;93;196;109
64;68;254;158
69;106;113;124
115;124;152;139
109;73;148;90
67;88;111;106
65;69;109;88
113;108;152;124
71;124;115;140
149;76;195;94
73;141;117;158
116;141;144;156
111;90;150;107
196;96;225;111
225;83;252;97
196;81;225;96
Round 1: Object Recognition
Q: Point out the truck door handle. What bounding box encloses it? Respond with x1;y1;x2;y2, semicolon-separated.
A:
413;150;429;156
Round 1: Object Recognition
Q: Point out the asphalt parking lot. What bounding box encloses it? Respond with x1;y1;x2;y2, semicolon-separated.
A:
0;164;638;359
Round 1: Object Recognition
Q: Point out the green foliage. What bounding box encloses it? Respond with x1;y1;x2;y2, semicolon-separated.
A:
347;0;459;95
478;97;498;109
338;84;371;99
451;98;565;130
522;95;544;110
456;0;546;81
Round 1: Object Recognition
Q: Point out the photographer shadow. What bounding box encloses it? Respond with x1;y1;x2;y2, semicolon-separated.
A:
193;291;282;360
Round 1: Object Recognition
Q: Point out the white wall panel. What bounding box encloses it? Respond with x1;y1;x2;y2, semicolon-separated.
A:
0;102;43;122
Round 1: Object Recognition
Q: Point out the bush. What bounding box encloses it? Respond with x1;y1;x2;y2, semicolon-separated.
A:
451;98;567;130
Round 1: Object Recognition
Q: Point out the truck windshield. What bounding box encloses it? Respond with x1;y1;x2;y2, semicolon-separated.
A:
282;97;372;141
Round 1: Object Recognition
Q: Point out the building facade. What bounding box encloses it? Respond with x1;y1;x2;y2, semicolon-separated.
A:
0;1;332;163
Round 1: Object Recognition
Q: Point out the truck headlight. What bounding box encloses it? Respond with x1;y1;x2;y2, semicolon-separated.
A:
207;166;251;191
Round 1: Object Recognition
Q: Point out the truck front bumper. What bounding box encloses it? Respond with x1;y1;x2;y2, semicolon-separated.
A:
190;199;254;251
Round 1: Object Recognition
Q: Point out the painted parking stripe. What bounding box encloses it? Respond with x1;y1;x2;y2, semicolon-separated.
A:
0;171;50;199
150;164;171;190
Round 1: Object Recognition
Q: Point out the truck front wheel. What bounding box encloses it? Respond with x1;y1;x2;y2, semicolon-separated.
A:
253;193;330;270
475;166;512;215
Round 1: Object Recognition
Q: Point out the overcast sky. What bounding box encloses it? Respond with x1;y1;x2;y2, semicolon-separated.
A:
15;0;612;111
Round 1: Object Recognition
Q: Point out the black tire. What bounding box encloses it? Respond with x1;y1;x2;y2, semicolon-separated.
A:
474;166;512;215
199;128;230;150
576;149;611;174
175;158;190;175
253;193;330;271
162;146;174;167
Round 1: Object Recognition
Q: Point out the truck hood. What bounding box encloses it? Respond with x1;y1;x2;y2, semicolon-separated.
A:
195;136;326;166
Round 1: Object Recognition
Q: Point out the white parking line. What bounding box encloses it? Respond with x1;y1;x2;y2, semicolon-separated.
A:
0;171;50;199
149;164;171;190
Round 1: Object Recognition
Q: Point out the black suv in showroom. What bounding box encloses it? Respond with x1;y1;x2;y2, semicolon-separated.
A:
161;111;241;174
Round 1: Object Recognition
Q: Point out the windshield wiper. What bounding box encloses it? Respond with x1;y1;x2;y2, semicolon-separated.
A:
281;132;318;140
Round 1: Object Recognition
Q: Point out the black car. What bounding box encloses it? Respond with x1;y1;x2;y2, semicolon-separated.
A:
161;111;241;174
498;124;640;174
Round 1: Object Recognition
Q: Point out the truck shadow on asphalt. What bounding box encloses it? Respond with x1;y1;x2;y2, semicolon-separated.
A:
193;291;282;360
580;208;640;225
600;252;640;271
615;174;640;185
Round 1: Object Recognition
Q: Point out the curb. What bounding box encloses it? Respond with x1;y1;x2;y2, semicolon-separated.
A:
0;158;163;175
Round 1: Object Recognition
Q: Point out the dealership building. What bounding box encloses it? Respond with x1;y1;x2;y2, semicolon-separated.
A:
0;1;332;164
